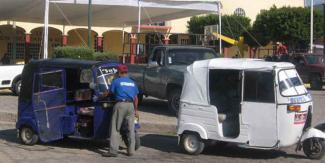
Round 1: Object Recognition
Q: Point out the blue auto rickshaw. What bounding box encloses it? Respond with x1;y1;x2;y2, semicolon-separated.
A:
16;58;140;148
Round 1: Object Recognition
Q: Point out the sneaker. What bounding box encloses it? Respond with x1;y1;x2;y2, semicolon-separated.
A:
102;152;118;157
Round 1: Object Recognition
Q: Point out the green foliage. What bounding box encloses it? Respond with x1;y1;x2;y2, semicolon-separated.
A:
53;46;119;61
93;51;119;61
187;14;251;41
53;46;94;60
248;6;324;49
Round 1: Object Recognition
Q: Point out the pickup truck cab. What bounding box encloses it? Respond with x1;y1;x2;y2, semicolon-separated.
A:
289;54;325;90
128;46;219;114
0;64;24;95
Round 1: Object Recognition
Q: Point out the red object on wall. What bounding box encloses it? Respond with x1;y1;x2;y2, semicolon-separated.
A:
97;36;103;52
130;37;137;64
24;33;31;64
62;35;68;46
163;38;170;45
223;48;228;58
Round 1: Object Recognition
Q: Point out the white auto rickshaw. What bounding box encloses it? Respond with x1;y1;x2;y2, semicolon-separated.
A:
177;58;325;159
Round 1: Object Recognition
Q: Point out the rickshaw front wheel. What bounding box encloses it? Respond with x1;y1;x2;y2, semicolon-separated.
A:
180;133;205;155
19;126;39;145
303;137;325;160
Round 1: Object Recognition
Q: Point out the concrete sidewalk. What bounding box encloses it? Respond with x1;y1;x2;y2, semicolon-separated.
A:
0;90;177;134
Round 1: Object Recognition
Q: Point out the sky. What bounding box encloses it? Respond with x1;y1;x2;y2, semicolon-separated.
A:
305;0;323;6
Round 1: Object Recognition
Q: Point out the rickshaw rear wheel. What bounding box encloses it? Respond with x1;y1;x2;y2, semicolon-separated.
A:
180;133;205;155
303;138;325;160
19;126;39;145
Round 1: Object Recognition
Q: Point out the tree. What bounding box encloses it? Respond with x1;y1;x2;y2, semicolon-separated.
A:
248;6;324;50
187;14;251;43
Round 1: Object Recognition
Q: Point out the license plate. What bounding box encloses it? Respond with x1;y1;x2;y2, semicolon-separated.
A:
294;112;307;125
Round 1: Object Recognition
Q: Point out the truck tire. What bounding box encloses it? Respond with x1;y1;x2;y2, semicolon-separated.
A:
310;76;322;90
13;80;22;96
137;93;143;105
168;88;181;115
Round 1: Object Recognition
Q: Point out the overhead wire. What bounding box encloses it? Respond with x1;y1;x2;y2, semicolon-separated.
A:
223;15;242;56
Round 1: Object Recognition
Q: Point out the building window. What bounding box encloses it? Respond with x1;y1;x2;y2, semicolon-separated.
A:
7;43;41;59
234;8;246;17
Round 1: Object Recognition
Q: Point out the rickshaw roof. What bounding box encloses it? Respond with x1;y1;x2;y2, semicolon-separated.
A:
19;58;118;102
191;58;295;70
180;58;295;106
28;58;102;69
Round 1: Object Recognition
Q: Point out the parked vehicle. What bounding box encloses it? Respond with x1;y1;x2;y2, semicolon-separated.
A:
267;53;325;90
290;54;325;90
178;58;325;159
16;59;140;148
128;46;219;114
0;64;24;95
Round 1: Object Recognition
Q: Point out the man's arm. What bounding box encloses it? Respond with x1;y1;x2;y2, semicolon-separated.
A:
133;96;139;118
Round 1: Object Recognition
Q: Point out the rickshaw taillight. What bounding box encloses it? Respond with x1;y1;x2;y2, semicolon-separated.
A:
288;105;301;112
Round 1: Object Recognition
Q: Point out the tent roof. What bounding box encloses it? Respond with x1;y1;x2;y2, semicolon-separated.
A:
0;0;219;27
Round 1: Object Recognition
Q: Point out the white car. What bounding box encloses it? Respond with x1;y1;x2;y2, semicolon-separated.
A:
0;64;24;95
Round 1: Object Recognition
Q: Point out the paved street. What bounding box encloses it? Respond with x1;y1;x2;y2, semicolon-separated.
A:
0;89;324;162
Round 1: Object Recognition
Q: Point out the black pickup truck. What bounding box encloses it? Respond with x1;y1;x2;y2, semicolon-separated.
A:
128;46;219;114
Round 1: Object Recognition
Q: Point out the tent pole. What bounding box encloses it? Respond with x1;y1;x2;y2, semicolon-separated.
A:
218;2;222;55
44;0;49;59
323;2;325;62
137;0;141;55
88;0;92;48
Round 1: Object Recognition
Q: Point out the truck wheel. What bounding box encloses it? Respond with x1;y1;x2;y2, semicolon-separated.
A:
168;89;181;115
13;80;22;95
19;126;39;145
137;94;143;105
310;76;322;90
180;133;205;155
303;138;325;160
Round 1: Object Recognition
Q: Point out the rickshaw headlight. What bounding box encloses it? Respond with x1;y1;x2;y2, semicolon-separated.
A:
287;105;301;112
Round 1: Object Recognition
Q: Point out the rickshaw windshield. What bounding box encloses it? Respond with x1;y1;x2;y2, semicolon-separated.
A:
278;69;307;96
96;66;117;93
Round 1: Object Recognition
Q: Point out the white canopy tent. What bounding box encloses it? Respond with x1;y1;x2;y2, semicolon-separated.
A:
0;0;219;27
0;0;221;58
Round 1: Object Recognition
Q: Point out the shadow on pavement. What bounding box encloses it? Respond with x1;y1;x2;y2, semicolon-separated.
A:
0;128;109;154
0;90;15;96
0;129;308;160
139;97;175;117
140;134;306;160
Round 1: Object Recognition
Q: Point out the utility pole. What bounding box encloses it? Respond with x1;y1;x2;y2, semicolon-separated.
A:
44;0;49;59
323;1;325;62
218;1;222;55
88;0;92;48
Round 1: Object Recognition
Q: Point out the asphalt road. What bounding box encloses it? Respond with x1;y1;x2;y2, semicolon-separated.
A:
0;90;324;163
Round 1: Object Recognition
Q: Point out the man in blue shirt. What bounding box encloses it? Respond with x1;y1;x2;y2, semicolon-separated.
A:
102;64;139;157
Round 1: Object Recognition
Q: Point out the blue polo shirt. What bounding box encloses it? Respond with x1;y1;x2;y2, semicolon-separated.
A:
110;77;139;101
